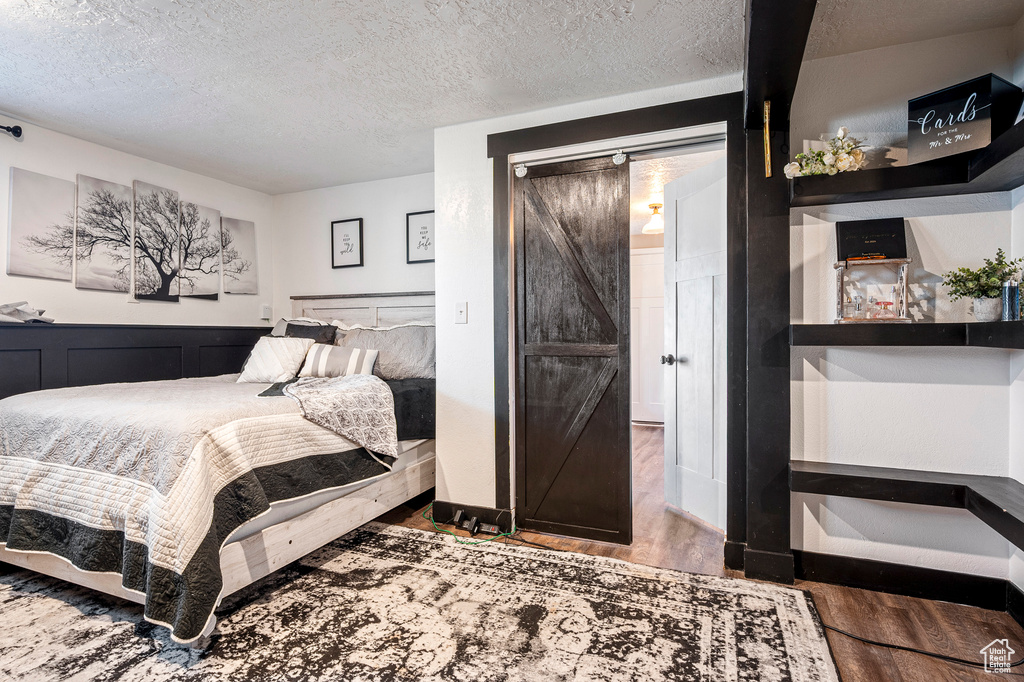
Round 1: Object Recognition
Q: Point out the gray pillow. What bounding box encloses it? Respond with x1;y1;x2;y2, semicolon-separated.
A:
270;318;328;337
336;326;435;380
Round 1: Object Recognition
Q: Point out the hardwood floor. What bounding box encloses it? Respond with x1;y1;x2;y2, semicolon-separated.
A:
378;426;1024;680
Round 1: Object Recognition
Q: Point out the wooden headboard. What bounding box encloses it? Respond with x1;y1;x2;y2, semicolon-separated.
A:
290;291;435;327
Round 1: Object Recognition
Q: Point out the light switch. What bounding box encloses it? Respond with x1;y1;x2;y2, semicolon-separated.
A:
260;304;272;320
455;301;468;324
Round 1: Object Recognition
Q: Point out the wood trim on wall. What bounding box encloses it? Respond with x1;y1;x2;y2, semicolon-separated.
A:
0;324;269;400
487;90;747;543
739;0;818;584
795;550;1013;614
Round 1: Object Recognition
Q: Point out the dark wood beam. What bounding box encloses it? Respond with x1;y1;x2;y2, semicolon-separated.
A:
741;0;818;583
743;0;818;129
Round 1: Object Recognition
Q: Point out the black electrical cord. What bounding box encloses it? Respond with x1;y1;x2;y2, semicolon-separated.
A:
501;530;561;551
823;622;1024;671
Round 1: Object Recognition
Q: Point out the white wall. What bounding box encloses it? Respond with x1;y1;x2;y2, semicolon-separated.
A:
270;173;434;318
790;29;1024;578
0;117;274;325
792;28;1016;167
433;72;742;509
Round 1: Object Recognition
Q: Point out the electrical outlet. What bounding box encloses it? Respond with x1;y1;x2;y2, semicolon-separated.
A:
455;301;468;324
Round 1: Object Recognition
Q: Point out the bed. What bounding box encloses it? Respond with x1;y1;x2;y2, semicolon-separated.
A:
0;292;436;645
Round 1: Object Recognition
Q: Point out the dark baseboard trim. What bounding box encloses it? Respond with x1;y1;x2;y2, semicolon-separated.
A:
724;540;746;571
744;548;795;584
794;550;1010;613
430;501;513;534
1008;582;1024;627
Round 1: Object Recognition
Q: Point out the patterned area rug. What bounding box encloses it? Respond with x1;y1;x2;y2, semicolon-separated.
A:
0;523;838;681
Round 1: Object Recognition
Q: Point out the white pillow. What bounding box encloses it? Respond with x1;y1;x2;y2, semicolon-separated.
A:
299;343;378;378
237;337;314;383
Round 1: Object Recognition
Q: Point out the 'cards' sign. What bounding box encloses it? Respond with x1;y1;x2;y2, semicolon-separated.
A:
908;74;1022;164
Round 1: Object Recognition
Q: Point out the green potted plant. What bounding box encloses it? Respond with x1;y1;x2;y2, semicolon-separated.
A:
942;249;1022;322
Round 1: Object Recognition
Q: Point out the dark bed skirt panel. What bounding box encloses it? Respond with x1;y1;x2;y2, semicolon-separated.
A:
0;446;391;642
0;324;270;400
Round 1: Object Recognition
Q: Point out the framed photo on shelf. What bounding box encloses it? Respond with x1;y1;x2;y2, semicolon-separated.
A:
406;210;435;264
331;218;363;268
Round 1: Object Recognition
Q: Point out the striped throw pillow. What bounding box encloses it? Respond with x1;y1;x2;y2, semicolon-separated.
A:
299;344;378;378
237;337;315;383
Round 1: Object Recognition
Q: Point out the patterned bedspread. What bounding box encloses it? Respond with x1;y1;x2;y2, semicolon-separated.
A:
0;374;397;643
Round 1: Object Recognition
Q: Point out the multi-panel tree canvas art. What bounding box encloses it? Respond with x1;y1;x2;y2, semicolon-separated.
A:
221;217;257;294
7;170;259;303
75;175;134;293
7;168;75;281
179;202;222;300
133;181;180;302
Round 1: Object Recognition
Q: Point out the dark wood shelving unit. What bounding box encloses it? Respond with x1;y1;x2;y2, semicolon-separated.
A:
791;320;1024;349
790;119;1024;207
790;460;1024;550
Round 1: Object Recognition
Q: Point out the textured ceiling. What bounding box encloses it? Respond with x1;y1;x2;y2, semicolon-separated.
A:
0;0;745;194
805;0;1024;60
629;149;725;233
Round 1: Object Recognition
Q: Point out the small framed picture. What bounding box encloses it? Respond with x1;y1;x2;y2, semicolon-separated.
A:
406;210;435;264
331;218;363;268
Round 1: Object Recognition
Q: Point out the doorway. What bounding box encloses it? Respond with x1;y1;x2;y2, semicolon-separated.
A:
488;93;747;569
510;132;730;558
629;143;728;564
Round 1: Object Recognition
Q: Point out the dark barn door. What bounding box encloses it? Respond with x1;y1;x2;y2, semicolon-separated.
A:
513;157;631;544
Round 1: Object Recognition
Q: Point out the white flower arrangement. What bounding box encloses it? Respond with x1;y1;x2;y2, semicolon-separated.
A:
784;127;866;179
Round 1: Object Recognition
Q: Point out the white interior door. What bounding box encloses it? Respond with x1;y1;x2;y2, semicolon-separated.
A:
663;156;728;531
630;249;665;423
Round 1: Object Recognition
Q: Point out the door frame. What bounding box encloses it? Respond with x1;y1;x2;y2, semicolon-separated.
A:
487;92;748;564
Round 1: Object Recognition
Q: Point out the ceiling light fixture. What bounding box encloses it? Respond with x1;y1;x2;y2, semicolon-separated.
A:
642;203;664;234
1;124;22;139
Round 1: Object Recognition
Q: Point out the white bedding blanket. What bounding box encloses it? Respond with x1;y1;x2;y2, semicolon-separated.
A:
0;374;397;642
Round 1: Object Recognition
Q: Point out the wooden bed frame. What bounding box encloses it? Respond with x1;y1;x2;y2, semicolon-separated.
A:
0;291;437;642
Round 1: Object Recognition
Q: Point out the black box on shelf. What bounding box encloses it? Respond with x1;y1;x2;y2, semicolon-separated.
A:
908;73;1023;164
836;217;907;262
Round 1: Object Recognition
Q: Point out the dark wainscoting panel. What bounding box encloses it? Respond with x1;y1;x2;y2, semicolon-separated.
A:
0;349;42;398
199;345;256;377
68;347;183;387
0;324;270;400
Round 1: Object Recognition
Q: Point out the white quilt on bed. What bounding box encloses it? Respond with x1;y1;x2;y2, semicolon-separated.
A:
0;374;398;642
0;375;370;570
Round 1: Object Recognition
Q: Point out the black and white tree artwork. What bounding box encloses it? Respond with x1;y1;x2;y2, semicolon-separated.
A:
133;181;180;302
7;168;75;281
179;202;222;300
74;175;134;292
221;217;258;294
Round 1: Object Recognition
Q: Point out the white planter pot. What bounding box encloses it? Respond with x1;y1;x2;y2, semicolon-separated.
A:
972;297;1002;322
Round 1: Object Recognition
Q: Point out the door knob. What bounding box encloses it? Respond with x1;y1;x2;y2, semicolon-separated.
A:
660;354;675;365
